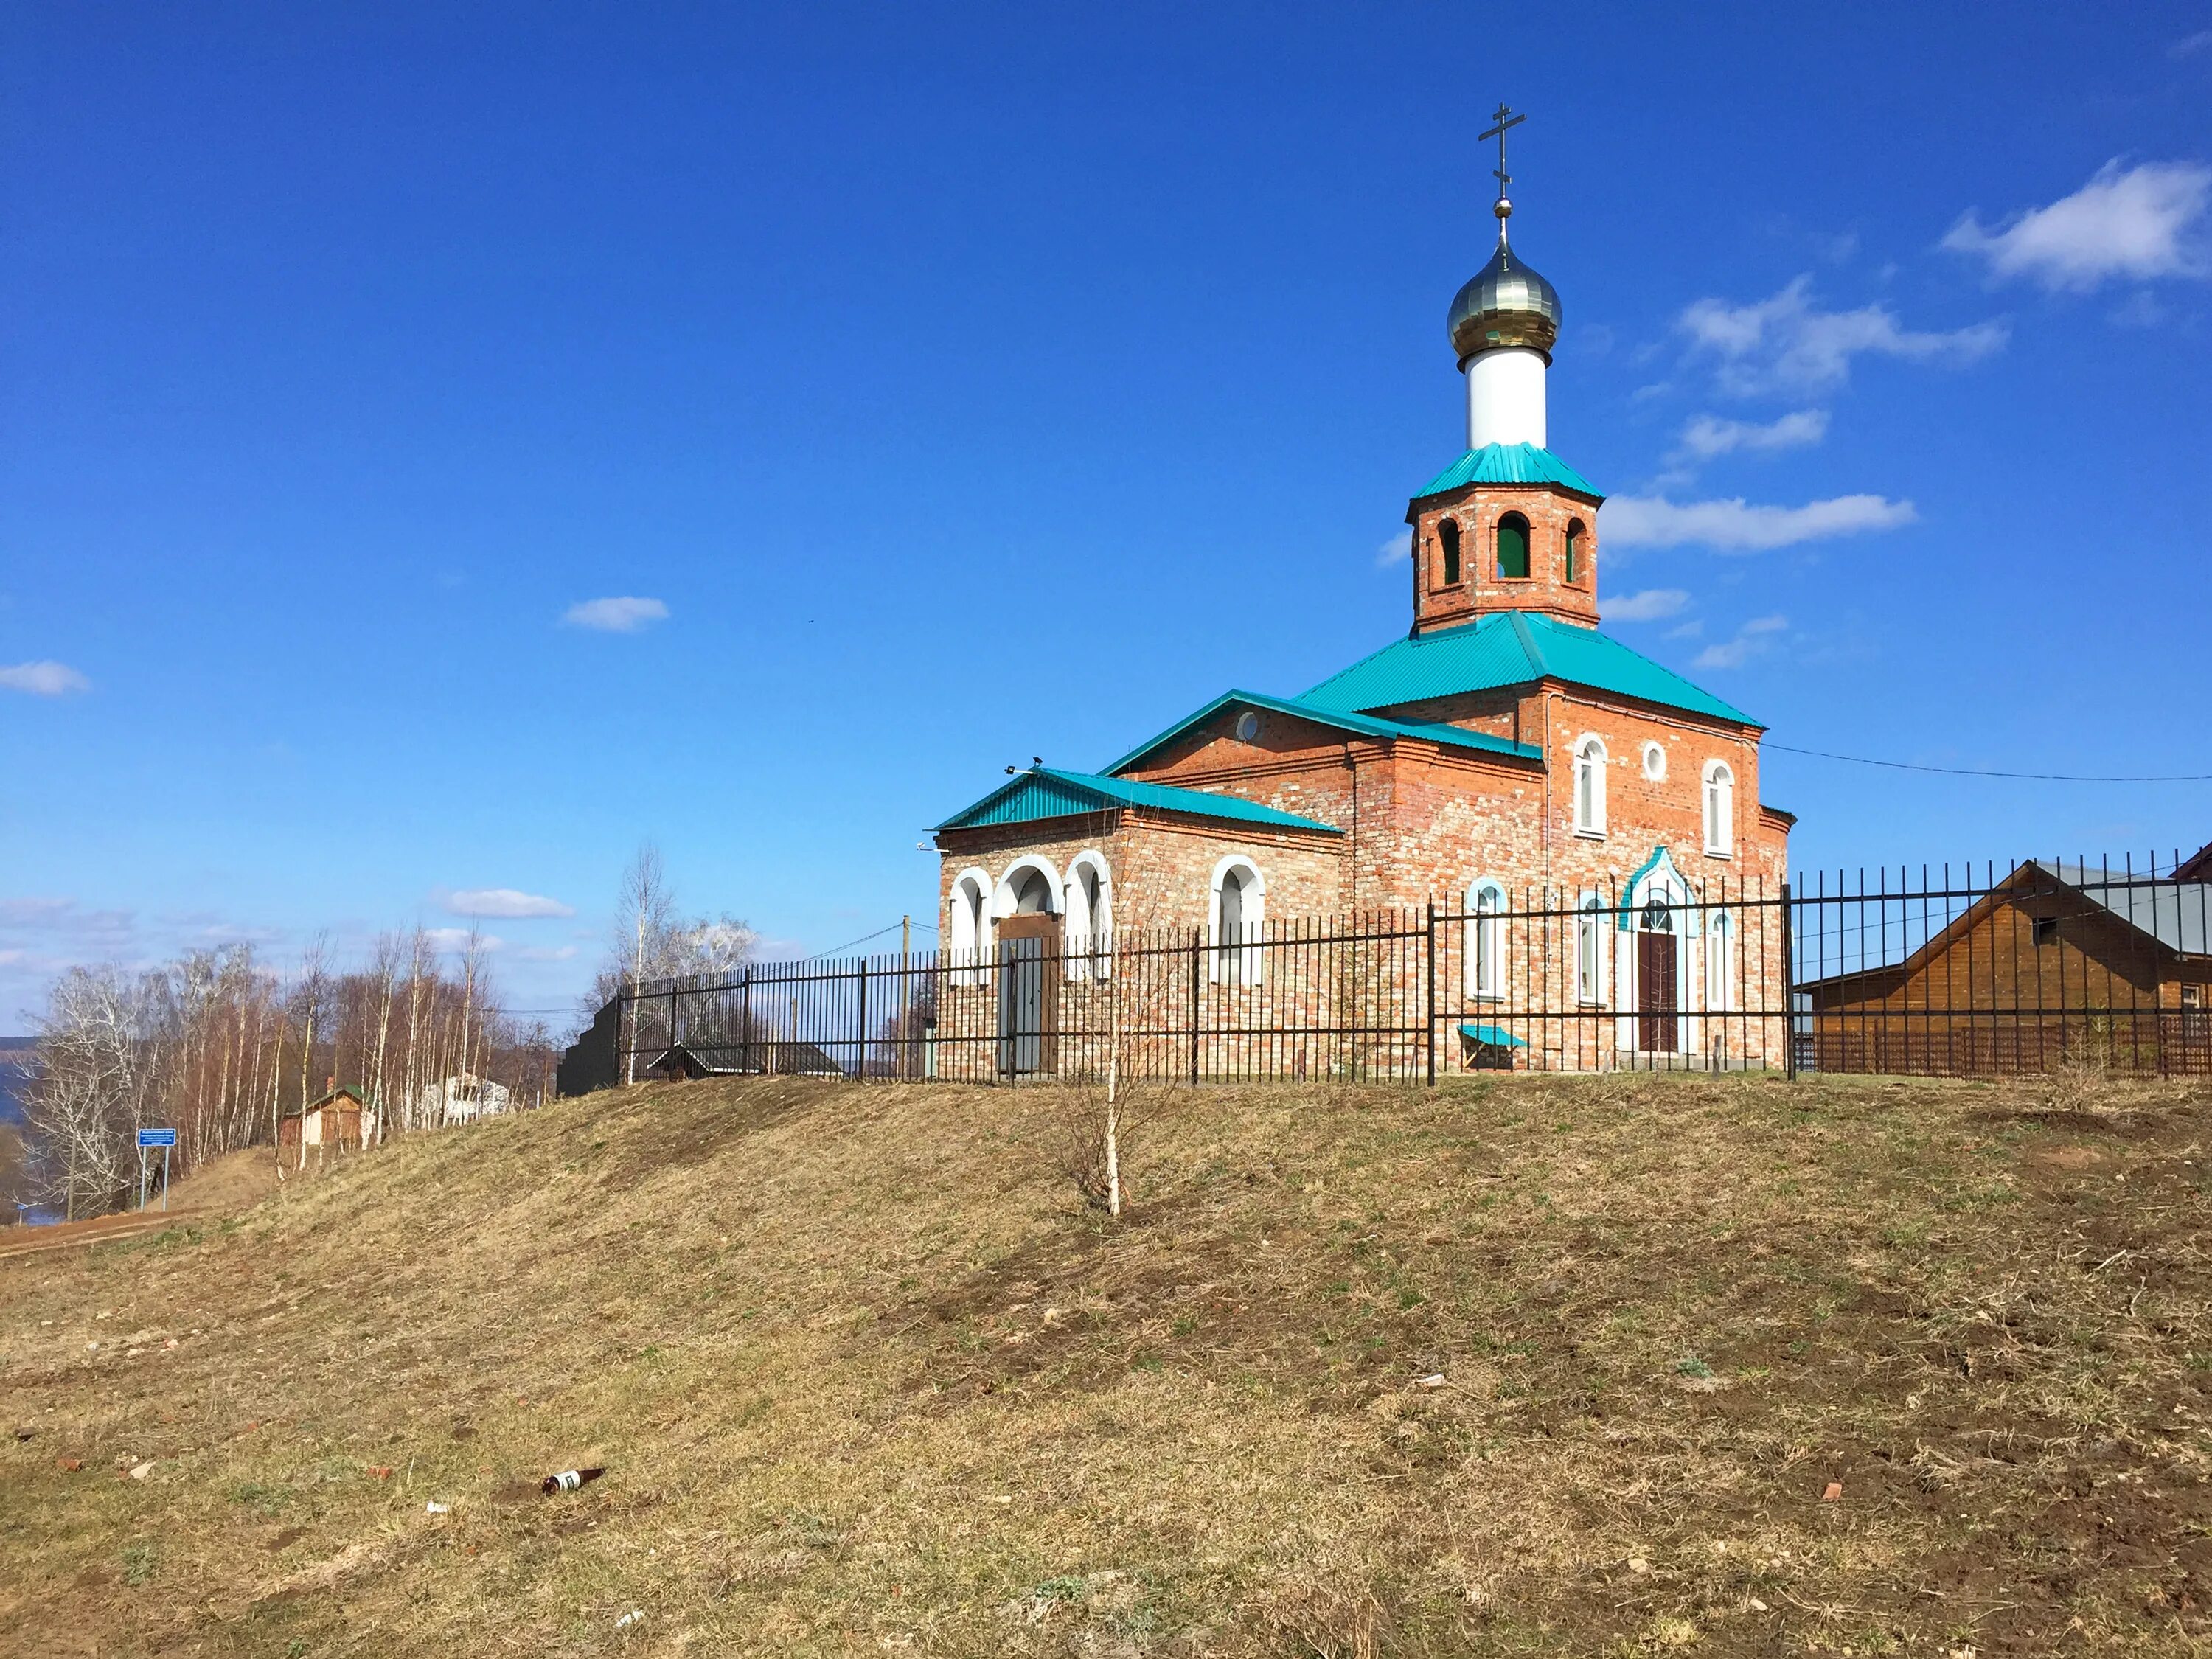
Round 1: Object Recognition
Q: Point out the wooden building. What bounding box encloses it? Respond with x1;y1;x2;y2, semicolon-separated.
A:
1799;855;2212;1076
278;1084;372;1153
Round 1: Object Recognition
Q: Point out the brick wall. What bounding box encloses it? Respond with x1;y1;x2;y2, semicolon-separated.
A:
1411;481;1601;630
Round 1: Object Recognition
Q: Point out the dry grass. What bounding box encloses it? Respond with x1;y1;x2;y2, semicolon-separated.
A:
6;1071;2212;1656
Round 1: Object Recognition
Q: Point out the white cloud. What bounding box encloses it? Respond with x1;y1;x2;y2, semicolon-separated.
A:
1677;408;1829;460
423;928;504;953
510;945;580;963
563;596;669;633
1604;588;1691;622
1603;493;1916;552
1374;529;1412;568
1944;161;2211;292
0;661;91;697
445;888;574;919
1694;615;1789;670
2170;29;2212;58
1680;276;2006;392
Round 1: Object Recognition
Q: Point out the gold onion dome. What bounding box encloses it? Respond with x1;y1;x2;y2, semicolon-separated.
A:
1447;205;1562;369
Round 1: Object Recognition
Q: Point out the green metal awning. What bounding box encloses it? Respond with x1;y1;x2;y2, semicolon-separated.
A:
1458;1022;1528;1049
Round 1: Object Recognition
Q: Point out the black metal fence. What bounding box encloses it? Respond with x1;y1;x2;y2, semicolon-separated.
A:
560;855;2211;1093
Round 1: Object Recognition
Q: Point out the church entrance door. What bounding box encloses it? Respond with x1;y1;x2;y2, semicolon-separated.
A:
1636;900;1680;1054
996;914;1060;1077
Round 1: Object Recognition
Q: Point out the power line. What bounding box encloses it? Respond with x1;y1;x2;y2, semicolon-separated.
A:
802;917;936;961
1764;742;2212;785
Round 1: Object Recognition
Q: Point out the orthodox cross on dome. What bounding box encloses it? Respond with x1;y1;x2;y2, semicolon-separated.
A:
1478;102;1526;232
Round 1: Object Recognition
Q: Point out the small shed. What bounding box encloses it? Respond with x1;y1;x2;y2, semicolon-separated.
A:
647;1042;725;1082
279;1084;372;1152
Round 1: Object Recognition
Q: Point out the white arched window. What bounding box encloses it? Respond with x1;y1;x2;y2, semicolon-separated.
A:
1703;760;1735;858
1706;909;1733;1012
1064;852;1113;980
1573;737;1608;837
1210;856;1265;985
948;868;992;985
1576;890;1607;1004
1465;878;1506;1000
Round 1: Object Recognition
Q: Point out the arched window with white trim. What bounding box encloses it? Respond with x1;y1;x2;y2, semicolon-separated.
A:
1576;890;1607;1004
1064;852;1113;981
1573;736;1607;837
1706;908;1733;1012
1210;856;1265;985
1465;878;1506;1000
948;869;992;985
1703;760;1735;858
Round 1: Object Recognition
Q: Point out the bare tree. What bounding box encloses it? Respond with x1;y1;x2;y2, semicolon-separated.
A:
23;967;162;1218
1055;815;1181;1219
611;844;675;1085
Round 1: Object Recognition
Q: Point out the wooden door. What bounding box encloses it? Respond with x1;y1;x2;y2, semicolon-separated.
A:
995;914;1060;1076
1638;929;1679;1053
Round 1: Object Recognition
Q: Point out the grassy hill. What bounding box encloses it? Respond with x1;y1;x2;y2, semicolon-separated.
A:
4;1071;2211;1656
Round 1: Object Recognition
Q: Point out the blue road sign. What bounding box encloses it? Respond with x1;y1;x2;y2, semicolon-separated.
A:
137;1127;177;1148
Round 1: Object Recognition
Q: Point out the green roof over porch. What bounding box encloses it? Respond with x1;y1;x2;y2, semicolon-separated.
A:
936;766;1342;837
1103;687;1540;777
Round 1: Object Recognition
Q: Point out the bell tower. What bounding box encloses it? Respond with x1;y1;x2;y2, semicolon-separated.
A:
1407;106;1604;633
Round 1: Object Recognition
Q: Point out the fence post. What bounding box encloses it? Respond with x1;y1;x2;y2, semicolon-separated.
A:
857;956;869;1080
741;969;753;1076
1189;926;1201;1086
1425;901;1438;1087
1780;880;1797;1081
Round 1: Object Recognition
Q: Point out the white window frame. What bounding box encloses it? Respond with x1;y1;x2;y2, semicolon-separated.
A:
1063;851;1113;981
1703;760;1736;858
1573;735;1608;838
1641;740;1666;782
1705;908;1733;1012
947;868;992;986
1208;855;1265;986
1575;890;1607;1005
1465;878;1506;1001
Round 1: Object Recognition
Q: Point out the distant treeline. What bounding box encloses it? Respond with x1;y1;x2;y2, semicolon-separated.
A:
7;934;555;1221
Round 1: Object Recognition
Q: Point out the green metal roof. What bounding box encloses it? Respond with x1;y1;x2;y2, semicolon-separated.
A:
936;766;1342;836
1414;442;1603;504
1299;611;1759;728
1104;688;1541;777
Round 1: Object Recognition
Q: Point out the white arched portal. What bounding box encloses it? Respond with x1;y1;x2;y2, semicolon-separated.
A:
1618;846;1697;1055
1063;851;1113;980
1208;855;1266;985
994;855;1065;920
947;866;992;986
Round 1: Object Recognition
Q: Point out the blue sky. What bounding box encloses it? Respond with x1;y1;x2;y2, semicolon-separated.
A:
4;1;2209;1026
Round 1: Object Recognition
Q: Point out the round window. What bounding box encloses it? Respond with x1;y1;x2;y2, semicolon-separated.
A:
1234;711;1262;743
1641;741;1666;782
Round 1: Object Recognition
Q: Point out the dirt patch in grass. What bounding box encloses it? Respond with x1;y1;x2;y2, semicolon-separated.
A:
6;1071;2212;1655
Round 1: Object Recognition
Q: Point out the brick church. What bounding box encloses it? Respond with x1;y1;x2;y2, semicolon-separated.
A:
933;150;1793;1070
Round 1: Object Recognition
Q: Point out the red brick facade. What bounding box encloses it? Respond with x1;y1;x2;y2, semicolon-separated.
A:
1410;479;1600;630
933;445;1790;1070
